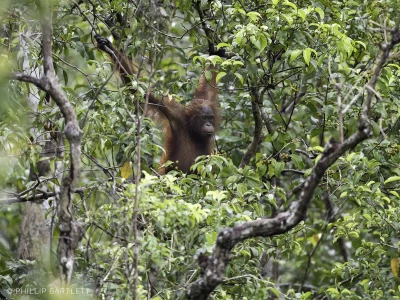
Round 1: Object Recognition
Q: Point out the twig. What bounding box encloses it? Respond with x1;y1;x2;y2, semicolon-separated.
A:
336;84;343;142
239;85;263;168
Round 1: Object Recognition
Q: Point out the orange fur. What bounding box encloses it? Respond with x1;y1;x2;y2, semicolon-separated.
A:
96;35;220;173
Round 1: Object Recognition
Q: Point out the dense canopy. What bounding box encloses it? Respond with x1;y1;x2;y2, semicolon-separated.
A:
1;0;400;299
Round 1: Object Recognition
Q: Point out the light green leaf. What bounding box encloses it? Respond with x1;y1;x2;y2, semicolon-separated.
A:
247;11;261;22
326;288;340;295
304;168;312;177
221;60;232;67
87;59;100;66
315;7;324;20
290;49;302;63
193;56;205;65
234;72;244;84
236;30;245;45
216;72;226;83
217;42;230;50
384;176;400;184
236;8;246;15
233;61;244;66
303;48;317;65
258;33;268;51
251;35;261;50
237;183;247;197
282;1;297;10
282;14;293;25
208;55;223;66
355;41;366;49
303;48;311;65
388;63;400;70
267;287;280;297
297;9;307;21
265;131;278;142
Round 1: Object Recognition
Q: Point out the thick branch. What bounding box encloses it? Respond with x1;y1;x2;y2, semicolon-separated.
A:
12;0;85;285
362;28;400;123
186;26;400;300
188;133;368;300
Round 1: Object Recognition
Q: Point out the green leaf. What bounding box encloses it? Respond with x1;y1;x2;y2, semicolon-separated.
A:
221;60;232;67
388;63;400;70
297;9;307;21
265;131;278;142
121;161;133;179
274;161;285;177
63;70;68;85
304;168;312;177
236;30;245;45
236;8;246;15
303;48;311;65
384;176;400;184
355;41;366;49
314;154;322;164
311;147;324;155
290;49;302;63
205;70;212;81
216;72;226;83
87;59;100;66
258;33;268;51
193;56;205;65
282;1;297;10
267;287;280;297
234;72;244;84
217;42;230;50
302;48;317;65
326;288;340;295
290;154;304;169
208;55;223;66
282;14;293;25
233;61;244;66
250;35;261;50
392;258;400;277
246;11;261;22
315;7;324;20
237;183;247;197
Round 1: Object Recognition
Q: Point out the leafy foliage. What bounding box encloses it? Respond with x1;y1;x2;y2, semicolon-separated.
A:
1;0;400;299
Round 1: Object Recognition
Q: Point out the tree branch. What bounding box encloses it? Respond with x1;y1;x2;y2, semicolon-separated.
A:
186;26;400;300
0;188;85;205
239;86;263;168
11;0;84;285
